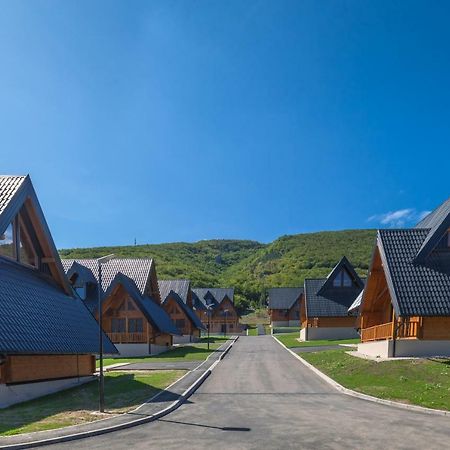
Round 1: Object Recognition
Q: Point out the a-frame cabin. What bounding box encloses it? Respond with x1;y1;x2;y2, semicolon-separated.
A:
0;175;117;408
358;197;450;358
159;279;206;343
267;287;303;328
301;257;364;340
62;258;180;357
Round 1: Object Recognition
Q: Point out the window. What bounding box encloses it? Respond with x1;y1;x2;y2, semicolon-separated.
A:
175;319;186;329
0;223;14;259
333;269;353;288
111;318;126;332
128;318;143;333
17;220;37;267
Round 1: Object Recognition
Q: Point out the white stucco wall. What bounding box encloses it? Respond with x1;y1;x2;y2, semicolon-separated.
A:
288;320;300;327
0;376;95;409
301;327;359;341
150;344;172;355
271;321;290;327
358;339;450;358
299;328;307;341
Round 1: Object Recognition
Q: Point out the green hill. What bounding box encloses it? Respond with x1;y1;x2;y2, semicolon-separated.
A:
59;229;377;311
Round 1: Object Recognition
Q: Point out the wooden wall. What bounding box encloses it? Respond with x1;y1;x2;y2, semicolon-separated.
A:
421;317;450;340
163;296;194;335
305;316;356;328
0;354;95;384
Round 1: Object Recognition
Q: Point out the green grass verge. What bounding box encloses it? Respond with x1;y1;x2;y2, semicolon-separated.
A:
301;349;450;411
272;327;301;334
275;332;359;348
101;338;228;367
247;327;258;336
0;370;185;436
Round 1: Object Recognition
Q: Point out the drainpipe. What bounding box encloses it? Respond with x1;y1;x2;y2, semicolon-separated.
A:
391;317;403;358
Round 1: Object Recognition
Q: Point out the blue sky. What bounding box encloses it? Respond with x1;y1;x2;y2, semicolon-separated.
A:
1;1;449;248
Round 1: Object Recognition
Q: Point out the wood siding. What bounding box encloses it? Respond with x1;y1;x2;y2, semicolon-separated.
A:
0;354;95;384
163;296;194;335
304;316;356;328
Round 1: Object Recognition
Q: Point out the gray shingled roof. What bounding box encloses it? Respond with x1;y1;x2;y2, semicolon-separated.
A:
62;259;153;295
0;256;117;354
158;280;190;304
304;258;365;318
267;287;303;310
62;258;180;335
192;288;234;310
378;229;450;317
416;198;450;229
159;280;206;331
0;175;26;216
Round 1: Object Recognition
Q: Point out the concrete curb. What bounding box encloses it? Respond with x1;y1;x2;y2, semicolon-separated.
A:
272;335;450;418
0;338;237;450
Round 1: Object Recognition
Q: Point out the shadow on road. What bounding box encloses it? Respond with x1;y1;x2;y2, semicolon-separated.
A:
158;418;251;432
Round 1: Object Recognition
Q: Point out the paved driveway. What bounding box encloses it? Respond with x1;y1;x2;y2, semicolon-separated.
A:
46;336;450;449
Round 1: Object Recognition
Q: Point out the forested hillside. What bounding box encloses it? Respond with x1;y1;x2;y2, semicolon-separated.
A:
60;229;377;310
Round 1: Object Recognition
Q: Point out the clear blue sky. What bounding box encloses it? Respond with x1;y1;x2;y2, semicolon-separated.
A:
1;1;449;248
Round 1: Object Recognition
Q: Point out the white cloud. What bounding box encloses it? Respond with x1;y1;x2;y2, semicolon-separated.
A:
368;208;431;228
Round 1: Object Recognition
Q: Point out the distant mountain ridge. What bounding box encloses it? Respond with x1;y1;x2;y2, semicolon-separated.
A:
59;229;376;309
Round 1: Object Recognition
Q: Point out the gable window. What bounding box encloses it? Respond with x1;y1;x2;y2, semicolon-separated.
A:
0;217;38;267
0;223;14;259
333;269;353;288
128;318;143;333
111;318;126;332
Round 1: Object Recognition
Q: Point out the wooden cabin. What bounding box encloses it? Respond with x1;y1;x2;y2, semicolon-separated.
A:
191;288;242;335
0;175;116;408
357;197;450;358
267;287;303;328
301;257;364;341
62;258;179;357
159;279;206;343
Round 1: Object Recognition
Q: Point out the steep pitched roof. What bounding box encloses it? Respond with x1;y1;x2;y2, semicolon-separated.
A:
304;258;365;318
414;197;450;262
63;258;180;335
192;288;235;310
378;229;450;317
159;280;206;331
0;258;117;354
158;279;190;304
62;258;153;295
348;290;364;313
0;175;116;355
267;287;303;310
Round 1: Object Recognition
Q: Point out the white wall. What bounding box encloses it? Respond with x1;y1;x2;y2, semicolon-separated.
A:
288;320;299;327
272;320;289;327
150;344;171;355
299;328;307;341
114;343;150;357
173;335;192;344
358;339;450;358
0;376;95;409
301;327;359;341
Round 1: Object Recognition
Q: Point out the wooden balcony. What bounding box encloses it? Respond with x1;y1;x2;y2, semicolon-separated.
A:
361;319;421;343
107;332;147;344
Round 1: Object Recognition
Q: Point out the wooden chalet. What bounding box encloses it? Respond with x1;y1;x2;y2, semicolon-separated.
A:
301;257;364;340
357;197;450;358
159;279;206;343
62;258;179;357
191;288;242;335
267;287;303;327
0;175;116;408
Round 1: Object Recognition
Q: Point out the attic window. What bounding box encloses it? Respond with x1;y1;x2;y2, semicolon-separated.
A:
0;223;14;259
333;269;353;288
0;219;37;267
75;284;87;300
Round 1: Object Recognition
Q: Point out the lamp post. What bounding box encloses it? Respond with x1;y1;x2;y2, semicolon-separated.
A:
206;305;212;350
97;254;114;413
223;309;229;337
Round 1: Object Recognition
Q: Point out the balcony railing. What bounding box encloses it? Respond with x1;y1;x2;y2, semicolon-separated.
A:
361;319;421;343
107;332;147;343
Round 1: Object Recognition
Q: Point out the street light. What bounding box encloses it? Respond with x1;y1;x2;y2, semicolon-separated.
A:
223;309;229;337
97;253;114;413
206;304;213;350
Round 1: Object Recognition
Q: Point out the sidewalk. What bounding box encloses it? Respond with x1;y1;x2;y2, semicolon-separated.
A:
0;337;238;450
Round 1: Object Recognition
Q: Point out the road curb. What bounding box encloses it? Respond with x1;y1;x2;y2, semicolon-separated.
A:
272;335;450;418
0;339;236;450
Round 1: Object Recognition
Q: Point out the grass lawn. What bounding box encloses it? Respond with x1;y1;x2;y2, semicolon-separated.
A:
272;326;301;334
0;370;185;436
100;337;228;367
247;326;258;336
302;349;450;411
274;332;359;348
240;309;269;326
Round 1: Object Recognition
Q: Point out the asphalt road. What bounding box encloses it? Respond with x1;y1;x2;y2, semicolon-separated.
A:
47;336;450;450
